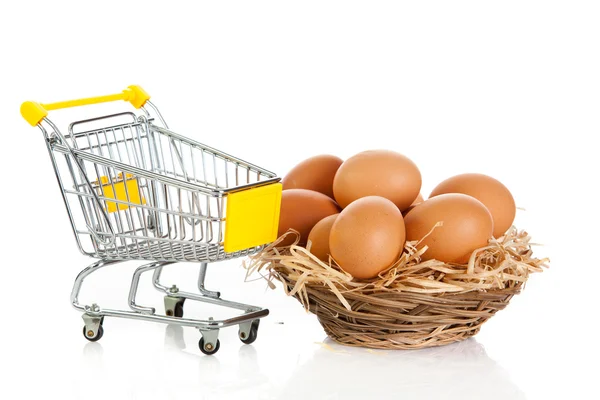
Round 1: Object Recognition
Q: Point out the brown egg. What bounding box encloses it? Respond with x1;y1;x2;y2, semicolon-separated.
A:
307;214;339;261
403;193;424;216
282;155;343;199
278;189;341;246
333;150;421;211
430;173;516;238
330;196;406;279
404;193;493;264
412;193;424;205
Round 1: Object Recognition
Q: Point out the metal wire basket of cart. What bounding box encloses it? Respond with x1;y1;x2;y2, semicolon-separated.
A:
21;85;282;355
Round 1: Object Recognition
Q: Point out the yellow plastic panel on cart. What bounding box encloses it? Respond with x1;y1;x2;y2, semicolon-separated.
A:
224;183;282;253
98;174;146;213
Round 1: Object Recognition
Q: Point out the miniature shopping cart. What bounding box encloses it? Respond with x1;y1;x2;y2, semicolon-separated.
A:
21;85;282;355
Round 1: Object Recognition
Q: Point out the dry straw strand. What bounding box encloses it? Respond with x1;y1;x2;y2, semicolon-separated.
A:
245;227;547;350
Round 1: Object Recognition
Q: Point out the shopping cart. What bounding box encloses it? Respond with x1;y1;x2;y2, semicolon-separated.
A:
21;85;282;355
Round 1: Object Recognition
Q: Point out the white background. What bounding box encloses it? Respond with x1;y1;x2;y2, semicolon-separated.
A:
1;1;599;399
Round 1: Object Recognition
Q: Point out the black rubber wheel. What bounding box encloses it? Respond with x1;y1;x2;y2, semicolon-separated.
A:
198;337;221;355
83;325;104;342
174;301;184;318
240;319;260;345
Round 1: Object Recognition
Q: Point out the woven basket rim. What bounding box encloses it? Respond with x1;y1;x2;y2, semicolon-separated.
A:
276;268;526;349
245;227;546;350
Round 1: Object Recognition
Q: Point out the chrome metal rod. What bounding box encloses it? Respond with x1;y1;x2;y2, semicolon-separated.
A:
144;101;168;129
41;124;94;257
152;125;276;177
128;261;173;313
152;263;260;311
198;262;220;298
152;264;169;292
160;289;261;312
86;307;269;330
45;118;116;246
71;260;125;311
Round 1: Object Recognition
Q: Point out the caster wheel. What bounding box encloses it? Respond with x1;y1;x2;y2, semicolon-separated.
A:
83;325;104;342
199;337;220;355
174;302;184;318
173;301;183;318
240;319;260;345
166;299;185;318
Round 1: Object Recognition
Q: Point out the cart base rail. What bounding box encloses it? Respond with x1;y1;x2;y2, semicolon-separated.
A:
73;260;268;355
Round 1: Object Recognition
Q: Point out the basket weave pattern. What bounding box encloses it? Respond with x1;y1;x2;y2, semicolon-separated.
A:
281;274;522;349
248;228;545;350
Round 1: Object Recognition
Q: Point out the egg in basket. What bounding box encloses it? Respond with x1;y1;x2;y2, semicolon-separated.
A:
247;150;546;349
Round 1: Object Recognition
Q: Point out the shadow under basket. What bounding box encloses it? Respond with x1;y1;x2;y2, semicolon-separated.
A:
281;273;522;349
247;227;546;350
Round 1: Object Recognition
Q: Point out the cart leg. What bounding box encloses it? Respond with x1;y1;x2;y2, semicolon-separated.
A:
152;261;221;299
152;263;169;292
71;260;124;311
198;262;220;299
152;263;186;316
153;263;263;313
128;261;172;314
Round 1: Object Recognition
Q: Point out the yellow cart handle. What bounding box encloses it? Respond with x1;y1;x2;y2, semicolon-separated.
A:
21;85;151;126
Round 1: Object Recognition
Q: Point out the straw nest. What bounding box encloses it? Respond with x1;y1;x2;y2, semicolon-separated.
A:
245;227;547;350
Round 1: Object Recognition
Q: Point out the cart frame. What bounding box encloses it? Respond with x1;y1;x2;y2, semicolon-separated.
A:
22;85;281;355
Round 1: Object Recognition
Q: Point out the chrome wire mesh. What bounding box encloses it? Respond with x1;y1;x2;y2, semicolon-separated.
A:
44;109;276;262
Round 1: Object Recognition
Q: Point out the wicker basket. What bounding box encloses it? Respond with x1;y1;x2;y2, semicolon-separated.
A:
248;228;545;350
279;273;522;349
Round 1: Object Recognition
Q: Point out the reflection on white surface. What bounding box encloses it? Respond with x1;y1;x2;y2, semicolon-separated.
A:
164;324;186;351
280;338;526;400
163;324;271;396
155;324;525;399
83;341;104;360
